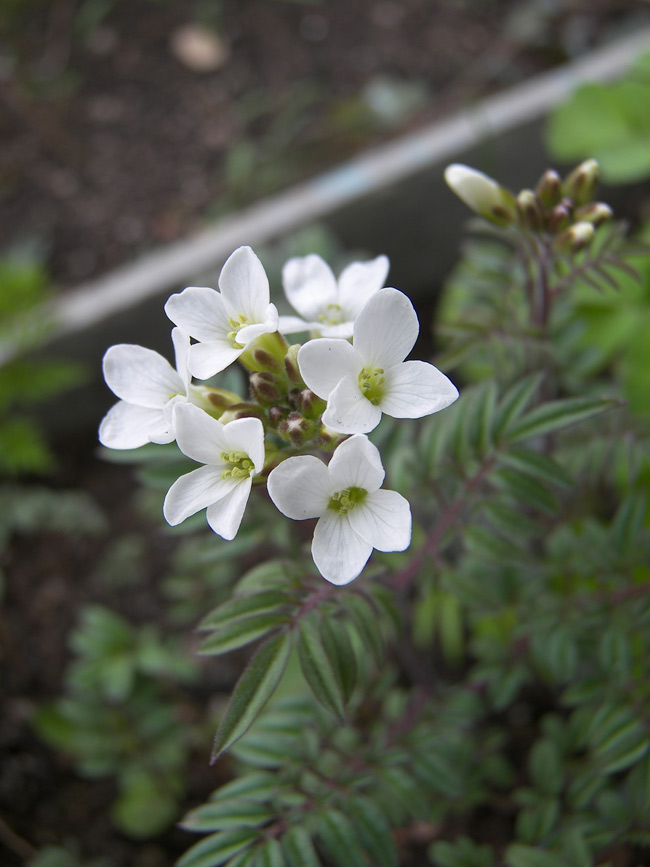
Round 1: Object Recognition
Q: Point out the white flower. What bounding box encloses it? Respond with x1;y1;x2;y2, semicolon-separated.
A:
267;435;411;585
279;254;389;339
297;288;458;434
164;246;279;380
163;404;264;540
99;327;195;449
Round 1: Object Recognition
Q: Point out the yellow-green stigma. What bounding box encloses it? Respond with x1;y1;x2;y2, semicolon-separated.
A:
318;303;344;326
328;486;367;514
358;366;386;405
221;451;254;481
226;313;250;348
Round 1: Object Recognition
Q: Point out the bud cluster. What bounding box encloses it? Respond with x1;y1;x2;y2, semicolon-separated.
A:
445;159;612;253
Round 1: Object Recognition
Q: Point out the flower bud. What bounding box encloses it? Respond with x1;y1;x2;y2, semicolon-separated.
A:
444;163;516;226
277;412;316;447
555;221;595;253
219;403;266;424
202;387;243;416
238;331;288;373
250;371;284;407
563;159;599;207
535;169;563;209
575;202;613;227
516;189;543;232
547;205;572;234
284;344;303;385
268;406;288;428
297;388;327;420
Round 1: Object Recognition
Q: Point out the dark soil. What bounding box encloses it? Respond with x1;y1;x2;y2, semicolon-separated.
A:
2;0;647;287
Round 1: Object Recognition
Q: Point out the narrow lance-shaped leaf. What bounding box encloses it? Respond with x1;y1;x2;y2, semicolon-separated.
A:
297;618;346;721
199;590;294;631
176;828;258;867
505;396;618;444
282;825;321;867
319;616;358;704
212;630;292;761
199;612;292;657
492;373;544;440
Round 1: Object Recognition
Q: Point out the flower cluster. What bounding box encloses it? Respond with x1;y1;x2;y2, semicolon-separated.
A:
100;246;458;584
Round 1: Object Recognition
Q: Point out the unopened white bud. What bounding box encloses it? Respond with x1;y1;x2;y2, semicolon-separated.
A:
444;163;515;225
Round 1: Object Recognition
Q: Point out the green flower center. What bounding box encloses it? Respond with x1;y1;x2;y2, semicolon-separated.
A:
328;486;367;515
220;451;254;481
227;314;250;348
318;303;344;326
358;366;386;406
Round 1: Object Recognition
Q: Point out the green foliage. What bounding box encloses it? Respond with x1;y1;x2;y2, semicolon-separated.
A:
547;52;650;183
35;605;199;839
166;163;650;865
0;249;85;477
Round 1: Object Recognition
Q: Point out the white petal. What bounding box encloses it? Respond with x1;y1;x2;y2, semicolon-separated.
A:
222;417;265;474
312;512;373;585
267;456;331;519
188;340;243;380
237;304;279;344
165;286;231;344
348;490;411;552
327;435;384;493
206;478;252;540
338;255;389;318
219;246;270;321
278;314;313;335
282;255;338;321
298;339;362;399
380;360;459;418
102;344;182;407
99;402;170;449
163;465;235;526
171;327;192;394
173;403;229;465
318;322;355;339
322;376;382;434
353;288;419;368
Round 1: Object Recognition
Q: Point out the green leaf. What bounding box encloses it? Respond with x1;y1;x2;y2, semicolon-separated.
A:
528;739;564;796
348;796;398;867
492;468;560;516
297;618;346;721
505;843;560;867
343;594;384;665
212;631;292;760
181;799;274;832
499;448;573;489
200;591;294;630
505;397;616;444
282;826;321;867
256;838;286;867
319;616;357;704
177;828;258;867
492;374;544;440
208;773;276;804
317;809;368;867
199;613;292;656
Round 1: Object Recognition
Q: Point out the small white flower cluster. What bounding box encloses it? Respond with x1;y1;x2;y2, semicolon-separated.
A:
100;246;458;585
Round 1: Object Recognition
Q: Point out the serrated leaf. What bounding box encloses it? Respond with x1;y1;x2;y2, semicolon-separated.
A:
319;616;357;704
317;809;368;867
505;397;616;444
200;591;294;631
181;799;274;832
348;796;398;867
212;631;292;760
177;828;258;867
282;826;321;867
297;618;346;721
